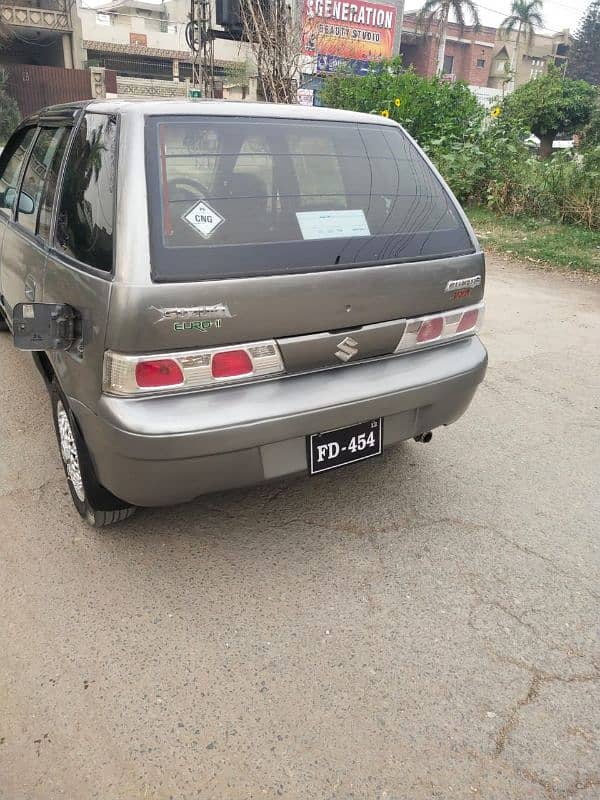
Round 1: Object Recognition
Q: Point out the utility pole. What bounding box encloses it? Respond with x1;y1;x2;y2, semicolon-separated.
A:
186;0;214;98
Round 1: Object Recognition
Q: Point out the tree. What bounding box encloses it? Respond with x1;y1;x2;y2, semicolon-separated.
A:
416;0;480;75
238;0;302;103
567;0;600;86
0;69;19;145
320;58;483;152
581;99;600;147
503;67;597;157
499;0;544;91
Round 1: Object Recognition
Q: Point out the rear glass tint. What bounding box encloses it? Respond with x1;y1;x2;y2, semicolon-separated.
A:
146;116;474;281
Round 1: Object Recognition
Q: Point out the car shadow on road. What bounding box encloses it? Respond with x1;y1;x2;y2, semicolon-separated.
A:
97;439;433;553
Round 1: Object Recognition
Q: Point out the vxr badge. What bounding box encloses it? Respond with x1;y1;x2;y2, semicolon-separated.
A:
335;336;359;363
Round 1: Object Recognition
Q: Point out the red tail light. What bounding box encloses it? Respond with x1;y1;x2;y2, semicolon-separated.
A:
211;349;253;379
135;359;184;388
416;316;444;343
457;308;479;333
395;303;484;353
103;340;284;396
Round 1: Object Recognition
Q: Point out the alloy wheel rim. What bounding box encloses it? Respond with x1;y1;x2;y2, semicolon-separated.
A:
57;400;85;503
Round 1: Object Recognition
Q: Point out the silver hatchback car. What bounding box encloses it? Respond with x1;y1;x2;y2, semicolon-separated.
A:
0;100;487;525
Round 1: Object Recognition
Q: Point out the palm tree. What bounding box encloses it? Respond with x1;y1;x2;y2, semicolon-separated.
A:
499;0;544;89
417;0;480;76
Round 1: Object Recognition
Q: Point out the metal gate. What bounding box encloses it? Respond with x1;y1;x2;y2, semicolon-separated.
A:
4;64;115;117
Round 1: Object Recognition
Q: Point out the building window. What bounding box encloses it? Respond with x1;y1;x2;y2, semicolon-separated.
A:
443;54;454;74
96;12;111;26
476;58;486;68
159;20;177;33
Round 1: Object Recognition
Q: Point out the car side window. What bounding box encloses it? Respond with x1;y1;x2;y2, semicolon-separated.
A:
55;113;117;272
0;127;36;214
17;127;69;238
37;128;70;241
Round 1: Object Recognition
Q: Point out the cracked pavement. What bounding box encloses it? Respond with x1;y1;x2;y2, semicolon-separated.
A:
1;256;599;799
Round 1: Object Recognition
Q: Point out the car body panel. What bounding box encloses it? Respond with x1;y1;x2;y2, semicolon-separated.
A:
43;251;112;412
1;224;47;317
105;252;484;356
72;336;487;506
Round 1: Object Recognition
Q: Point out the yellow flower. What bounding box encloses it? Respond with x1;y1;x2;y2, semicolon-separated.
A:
381;109;389;118
491;106;502;118
394;98;401;107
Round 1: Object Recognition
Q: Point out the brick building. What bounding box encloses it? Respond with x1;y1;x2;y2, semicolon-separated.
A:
399;11;497;87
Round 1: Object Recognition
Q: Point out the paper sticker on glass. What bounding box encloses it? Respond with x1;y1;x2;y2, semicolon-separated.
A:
182;200;224;239
296;209;370;240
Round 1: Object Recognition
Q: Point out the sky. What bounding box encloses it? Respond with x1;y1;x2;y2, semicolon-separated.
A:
447;0;590;36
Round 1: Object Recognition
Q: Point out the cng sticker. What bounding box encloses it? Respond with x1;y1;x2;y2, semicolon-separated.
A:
182;200;224;239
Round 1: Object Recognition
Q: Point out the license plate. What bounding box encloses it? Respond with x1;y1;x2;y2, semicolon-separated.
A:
308;418;383;475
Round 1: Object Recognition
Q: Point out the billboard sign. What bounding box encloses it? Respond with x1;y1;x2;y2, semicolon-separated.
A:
302;0;397;64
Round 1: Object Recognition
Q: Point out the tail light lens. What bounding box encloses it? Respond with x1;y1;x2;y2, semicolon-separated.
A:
135;359;184;388
396;303;484;353
103;340;284;396
416;317;444;343
456;308;480;333
211;349;253;379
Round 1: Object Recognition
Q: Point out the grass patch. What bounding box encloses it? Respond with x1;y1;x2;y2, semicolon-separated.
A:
466;207;600;274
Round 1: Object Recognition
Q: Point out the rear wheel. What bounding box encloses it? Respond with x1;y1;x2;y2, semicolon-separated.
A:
50;382;136;526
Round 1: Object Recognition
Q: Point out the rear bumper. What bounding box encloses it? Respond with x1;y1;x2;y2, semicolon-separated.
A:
72;336;487;506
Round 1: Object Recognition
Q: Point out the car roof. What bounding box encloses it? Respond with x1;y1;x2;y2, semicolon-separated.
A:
28;98;398;128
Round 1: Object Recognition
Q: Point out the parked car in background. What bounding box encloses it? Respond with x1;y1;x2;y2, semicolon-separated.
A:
0;100;487;525
525;134;575;152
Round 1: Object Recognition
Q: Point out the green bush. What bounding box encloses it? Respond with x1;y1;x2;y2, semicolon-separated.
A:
582;103;600;149
429;117;528;204
486;148;600;229
320;57;483;154
320;60;600;230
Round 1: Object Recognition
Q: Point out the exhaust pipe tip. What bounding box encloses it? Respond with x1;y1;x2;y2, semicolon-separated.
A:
414;431;433;444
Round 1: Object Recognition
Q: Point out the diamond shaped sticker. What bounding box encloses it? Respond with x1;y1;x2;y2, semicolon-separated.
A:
182;200;224;239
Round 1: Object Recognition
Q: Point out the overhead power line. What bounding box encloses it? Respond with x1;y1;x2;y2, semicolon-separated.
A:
470;1;572;35
539;0;588;13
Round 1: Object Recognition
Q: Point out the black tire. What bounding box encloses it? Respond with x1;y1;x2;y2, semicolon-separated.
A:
0;310;9;331
49;381;136;527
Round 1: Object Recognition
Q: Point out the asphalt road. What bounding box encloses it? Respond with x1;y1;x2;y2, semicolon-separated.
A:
1;256;599;800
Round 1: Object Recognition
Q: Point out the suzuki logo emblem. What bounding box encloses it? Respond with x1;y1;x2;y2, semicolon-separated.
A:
335;336;359;362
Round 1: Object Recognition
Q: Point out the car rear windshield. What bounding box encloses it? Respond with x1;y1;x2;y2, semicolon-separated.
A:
146;115;475;282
